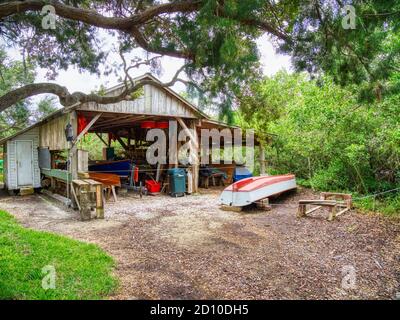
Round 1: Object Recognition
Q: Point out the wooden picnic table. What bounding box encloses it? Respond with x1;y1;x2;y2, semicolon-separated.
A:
297;193;352;221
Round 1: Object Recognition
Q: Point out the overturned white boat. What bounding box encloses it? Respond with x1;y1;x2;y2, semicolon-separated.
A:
220;174;297;207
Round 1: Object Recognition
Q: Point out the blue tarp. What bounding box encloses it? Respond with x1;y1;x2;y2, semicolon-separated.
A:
233;166;252;182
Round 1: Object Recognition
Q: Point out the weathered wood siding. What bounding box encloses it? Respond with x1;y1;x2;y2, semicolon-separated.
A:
3;143;8;189
5;127;41;190
77;84;197;118
39;113;69;150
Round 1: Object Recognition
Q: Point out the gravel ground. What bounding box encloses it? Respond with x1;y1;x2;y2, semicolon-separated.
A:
0;187;399;300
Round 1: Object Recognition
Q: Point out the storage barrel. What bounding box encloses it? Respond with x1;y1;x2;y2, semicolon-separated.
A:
168;168;186;197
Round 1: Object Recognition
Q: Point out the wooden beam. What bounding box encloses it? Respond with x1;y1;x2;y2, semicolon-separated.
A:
305;205;322;215
336;207;350;217
93;115;147;130
92;115;133;128
298;200;337;206
116;136;128;150
73;113;102;145
70;183;81;211
41;168;72;182
41;190;71;207
95;132;108;146
175;117;199;149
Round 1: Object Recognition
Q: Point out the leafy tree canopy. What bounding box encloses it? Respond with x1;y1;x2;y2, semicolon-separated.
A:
279;0;400;101
0;47;34;137
238;71;400;196
0;47;58;137
0;0;398;111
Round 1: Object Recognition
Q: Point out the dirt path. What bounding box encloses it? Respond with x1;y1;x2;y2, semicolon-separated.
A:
1;188;399;299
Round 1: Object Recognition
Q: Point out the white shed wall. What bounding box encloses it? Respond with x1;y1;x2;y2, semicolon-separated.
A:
5;127;40;190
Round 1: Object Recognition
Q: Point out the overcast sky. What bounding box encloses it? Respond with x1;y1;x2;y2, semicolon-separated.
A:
6;33;292;106
37;34;291;91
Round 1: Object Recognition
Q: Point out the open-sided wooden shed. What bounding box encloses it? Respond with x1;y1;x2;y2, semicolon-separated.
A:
0;73;263;211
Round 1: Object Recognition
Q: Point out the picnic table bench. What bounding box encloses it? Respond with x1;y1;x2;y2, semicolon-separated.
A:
297;192;352;221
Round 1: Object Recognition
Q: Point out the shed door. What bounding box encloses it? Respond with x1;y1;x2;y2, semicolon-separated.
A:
16;141;33;187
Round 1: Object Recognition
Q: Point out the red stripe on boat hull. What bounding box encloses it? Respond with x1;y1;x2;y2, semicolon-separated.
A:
224;174;296;192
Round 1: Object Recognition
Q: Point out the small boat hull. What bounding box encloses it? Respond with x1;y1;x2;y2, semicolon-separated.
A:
89;159;132;177
220;174;297;207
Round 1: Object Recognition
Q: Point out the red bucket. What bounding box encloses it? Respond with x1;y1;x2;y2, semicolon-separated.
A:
145;180;161;193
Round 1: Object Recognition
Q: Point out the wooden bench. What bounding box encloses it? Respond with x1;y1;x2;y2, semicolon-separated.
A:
201;174;225;188
71;179;104;220
297;193;352;221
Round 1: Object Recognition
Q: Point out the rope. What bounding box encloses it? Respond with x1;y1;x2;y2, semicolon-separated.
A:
351;187;400;201
262;187;400;208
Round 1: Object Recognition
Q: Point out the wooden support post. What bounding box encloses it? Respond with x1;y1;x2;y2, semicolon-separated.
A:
50;177;55;192
328;205;337;222
260;144;266;175
72;179;91;221
156;163;161;182
69;111;79;181
175;117;199;192
297;204;306;218
191;120;199;193
80;190;91;221
187;168;193;194
111;186;118;202
96;184;104;219
256;198;271;210
169;120;178;167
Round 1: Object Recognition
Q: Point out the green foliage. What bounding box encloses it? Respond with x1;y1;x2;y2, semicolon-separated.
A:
0;210;117;299
35;96;59;121
281;0;400;102
1;0;266;109
0;47;35;138
355;195;400;217
78;133;125;160
239;72;400;214
1;0;399;112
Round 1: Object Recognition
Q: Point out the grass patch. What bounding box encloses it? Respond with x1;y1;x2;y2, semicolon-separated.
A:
354;194;400;217
0;210;117;299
